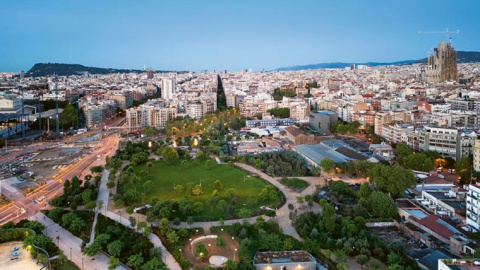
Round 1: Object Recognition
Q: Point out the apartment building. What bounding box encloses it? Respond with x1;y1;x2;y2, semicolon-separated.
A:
466;184;480;230
418;126;476;160
374;111;412;136
126;100;177;131
290;102;310;122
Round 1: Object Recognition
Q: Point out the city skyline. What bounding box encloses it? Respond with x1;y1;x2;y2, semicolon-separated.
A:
1;0;480;72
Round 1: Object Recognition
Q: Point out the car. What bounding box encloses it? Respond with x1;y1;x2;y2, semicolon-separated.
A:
11;252;19;256
11;247;19;251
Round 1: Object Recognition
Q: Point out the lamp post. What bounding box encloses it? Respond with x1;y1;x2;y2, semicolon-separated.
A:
234;248;237;261
82;257;84;270
70;247;72;260
47;117;52;133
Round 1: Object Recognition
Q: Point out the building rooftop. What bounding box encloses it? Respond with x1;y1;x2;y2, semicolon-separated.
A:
440;259;480;270
311;110;335;116
253;251;315;265
294;143;354;164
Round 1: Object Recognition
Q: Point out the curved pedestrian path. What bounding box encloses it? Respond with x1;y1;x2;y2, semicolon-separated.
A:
170;162;323;241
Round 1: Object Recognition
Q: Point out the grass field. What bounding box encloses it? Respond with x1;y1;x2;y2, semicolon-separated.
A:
123;159;282;218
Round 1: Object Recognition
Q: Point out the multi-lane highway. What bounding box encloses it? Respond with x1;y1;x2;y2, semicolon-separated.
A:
0;134;120;225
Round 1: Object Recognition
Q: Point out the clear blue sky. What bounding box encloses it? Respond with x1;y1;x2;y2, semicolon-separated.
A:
1;0;479;72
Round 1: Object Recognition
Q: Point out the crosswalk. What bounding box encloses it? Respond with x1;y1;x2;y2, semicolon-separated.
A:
52;165;68;170
30;157;64;162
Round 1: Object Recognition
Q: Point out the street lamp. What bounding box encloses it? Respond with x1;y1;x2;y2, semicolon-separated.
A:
234;248;237;261
82;257;84;270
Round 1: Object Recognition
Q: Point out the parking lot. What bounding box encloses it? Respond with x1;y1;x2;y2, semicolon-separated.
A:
0;241;39;270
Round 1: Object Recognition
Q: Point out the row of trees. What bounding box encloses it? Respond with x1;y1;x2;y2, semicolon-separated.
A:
330;121;361;135
239;151;309;177
267;108;290;118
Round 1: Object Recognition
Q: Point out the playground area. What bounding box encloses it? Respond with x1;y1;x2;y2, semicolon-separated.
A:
183;233;240;268
0;241;39;270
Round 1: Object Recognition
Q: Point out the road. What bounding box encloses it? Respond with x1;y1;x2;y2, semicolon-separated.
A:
0;134;120;225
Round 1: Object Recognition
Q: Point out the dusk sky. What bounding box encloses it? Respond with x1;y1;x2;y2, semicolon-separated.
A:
1;0;479;72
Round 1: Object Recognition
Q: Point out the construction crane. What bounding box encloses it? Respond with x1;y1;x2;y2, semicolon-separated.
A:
417;28;460;43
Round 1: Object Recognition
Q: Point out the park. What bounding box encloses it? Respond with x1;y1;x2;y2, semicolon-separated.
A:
119;158;283;219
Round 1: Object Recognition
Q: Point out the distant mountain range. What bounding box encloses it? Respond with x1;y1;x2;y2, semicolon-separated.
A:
275;51;480;71
26;63;186;77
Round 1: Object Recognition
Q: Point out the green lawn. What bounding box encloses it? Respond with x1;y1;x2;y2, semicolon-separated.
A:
123;159;282;218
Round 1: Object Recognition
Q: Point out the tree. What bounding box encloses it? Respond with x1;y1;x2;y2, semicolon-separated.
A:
455;156;473;176
162;147;179;163
319;158;335;174
195;243;209;258
81;189;94;204
23;234;52;251
237;208;251;219
358;183;373;199
107;240;124;257
160;218;169;235
224;259;238;270
216;75;227;111
213;180;223;190
405;153;434;171
395;143;413;166
205;159;215;169
356;254;369;267
196;150;206;160
368;164;415;198
368;191;398;218
322;203;336;232
141;258;167;270
62;212;78;228
217;200;228;212
186;216;194;226
143;125;156;137
166;230;179;245
83;242;102;256
174;184;184;194
107;181;116;190
129;216;137;228
192;202;204;213
296;196;304;205
146;161;154;173
108;257;120;270
216;236;226;247
267;107;290;118
70;217;86;232
48;207;64;221
191;184;203;196
23;221;45;234
127;253;145;270
143;181;153;193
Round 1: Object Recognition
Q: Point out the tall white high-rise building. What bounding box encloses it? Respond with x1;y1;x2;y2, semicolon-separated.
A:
161;78;176;100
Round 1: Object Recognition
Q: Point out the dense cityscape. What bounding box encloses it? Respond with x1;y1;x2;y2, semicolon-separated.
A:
2;1;480;270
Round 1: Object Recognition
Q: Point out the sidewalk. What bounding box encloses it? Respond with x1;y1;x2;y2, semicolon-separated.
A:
98;167;181;270
30;212;127;270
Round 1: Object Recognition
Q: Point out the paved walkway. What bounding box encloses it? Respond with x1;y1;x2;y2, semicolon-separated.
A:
169;163;323;241
30;212;127;270
98;168;181;270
